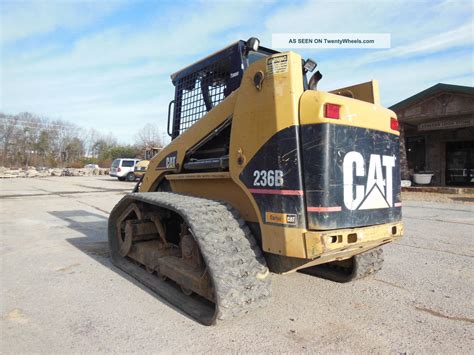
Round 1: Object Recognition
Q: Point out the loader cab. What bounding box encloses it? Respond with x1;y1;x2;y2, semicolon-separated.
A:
168;39;278;139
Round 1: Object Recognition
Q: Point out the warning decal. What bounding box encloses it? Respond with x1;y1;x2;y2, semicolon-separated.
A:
266;55;288;75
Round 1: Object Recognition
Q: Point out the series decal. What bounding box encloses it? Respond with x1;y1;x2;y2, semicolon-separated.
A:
253;169;284;187
265;212;297;225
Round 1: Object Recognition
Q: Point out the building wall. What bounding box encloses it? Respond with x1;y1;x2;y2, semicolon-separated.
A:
396;91;474;186
398;94;474;121
404;125;474;185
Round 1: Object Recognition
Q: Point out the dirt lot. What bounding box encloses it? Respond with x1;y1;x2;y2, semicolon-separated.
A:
1;176;473;353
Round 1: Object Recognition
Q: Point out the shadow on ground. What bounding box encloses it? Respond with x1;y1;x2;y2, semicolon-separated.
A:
449;196;474;202
49;209;110;258
49;209;192;321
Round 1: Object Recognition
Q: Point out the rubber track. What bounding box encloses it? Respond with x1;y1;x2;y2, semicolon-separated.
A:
108;192;271;325
301;247;384;283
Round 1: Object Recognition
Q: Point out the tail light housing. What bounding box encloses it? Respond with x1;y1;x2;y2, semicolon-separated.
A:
118;167;121;172
324;103;340;119
390;117;399;131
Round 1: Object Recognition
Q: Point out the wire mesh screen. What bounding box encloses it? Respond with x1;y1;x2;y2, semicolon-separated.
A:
174;58;231;135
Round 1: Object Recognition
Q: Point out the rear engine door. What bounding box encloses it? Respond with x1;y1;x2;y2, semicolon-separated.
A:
299;91;402;230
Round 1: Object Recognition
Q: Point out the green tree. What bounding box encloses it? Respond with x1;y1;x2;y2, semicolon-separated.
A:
108;145;140;160
94;139;112;161
64;137;84;163
36;130;50;158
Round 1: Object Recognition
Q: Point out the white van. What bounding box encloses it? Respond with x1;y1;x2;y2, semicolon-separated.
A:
110;158;141;181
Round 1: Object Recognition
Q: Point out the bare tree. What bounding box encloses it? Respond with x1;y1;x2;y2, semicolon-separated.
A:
0;112;122;168
1;112;43;167
0;113;19;165
83;128;100;157
134;123;163;150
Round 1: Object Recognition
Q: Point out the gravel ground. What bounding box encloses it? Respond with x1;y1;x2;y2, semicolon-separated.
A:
1;176;473;353
402;191;474;204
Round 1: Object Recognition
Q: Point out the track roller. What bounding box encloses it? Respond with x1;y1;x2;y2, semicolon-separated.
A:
108;192;271;325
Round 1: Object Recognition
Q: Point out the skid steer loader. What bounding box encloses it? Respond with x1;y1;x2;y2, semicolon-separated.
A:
108;38;403;325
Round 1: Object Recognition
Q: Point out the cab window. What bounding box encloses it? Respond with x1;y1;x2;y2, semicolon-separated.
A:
122;160;135;167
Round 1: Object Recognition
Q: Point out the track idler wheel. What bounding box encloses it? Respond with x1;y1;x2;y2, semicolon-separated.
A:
115;203;143;257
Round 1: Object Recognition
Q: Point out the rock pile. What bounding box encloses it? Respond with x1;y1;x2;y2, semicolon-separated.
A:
0;167;110;179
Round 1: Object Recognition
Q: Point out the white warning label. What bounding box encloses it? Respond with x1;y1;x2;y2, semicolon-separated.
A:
266;55;288;75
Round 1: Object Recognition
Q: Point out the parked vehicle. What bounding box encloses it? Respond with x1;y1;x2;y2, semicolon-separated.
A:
109;158;141;181
134;147;162;178
84;164;99;169
134;160;149;178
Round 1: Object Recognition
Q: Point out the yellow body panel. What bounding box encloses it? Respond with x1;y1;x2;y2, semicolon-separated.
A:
229;52;307;257
134;160;149;177
229;52;304;163
305;221;403;259
330;80;381;105
275;221;403;274
299;90;399;135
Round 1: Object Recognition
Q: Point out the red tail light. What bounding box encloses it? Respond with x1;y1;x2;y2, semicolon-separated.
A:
324;103;340;119
390;117;399;131
118;167;121;172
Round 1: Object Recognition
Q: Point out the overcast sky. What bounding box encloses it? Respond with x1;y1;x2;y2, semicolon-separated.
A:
1;0;473;143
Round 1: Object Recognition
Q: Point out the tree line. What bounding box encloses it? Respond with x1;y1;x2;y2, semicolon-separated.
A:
0;112;164;168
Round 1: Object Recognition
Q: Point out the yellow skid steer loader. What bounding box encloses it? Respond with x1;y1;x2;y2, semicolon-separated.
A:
108;38;403;325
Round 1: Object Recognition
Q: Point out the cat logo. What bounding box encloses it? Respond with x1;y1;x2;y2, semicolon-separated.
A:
343;151;396;211
156;151;178;171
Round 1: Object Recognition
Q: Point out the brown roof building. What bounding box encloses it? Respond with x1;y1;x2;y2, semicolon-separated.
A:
391;83;474;186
